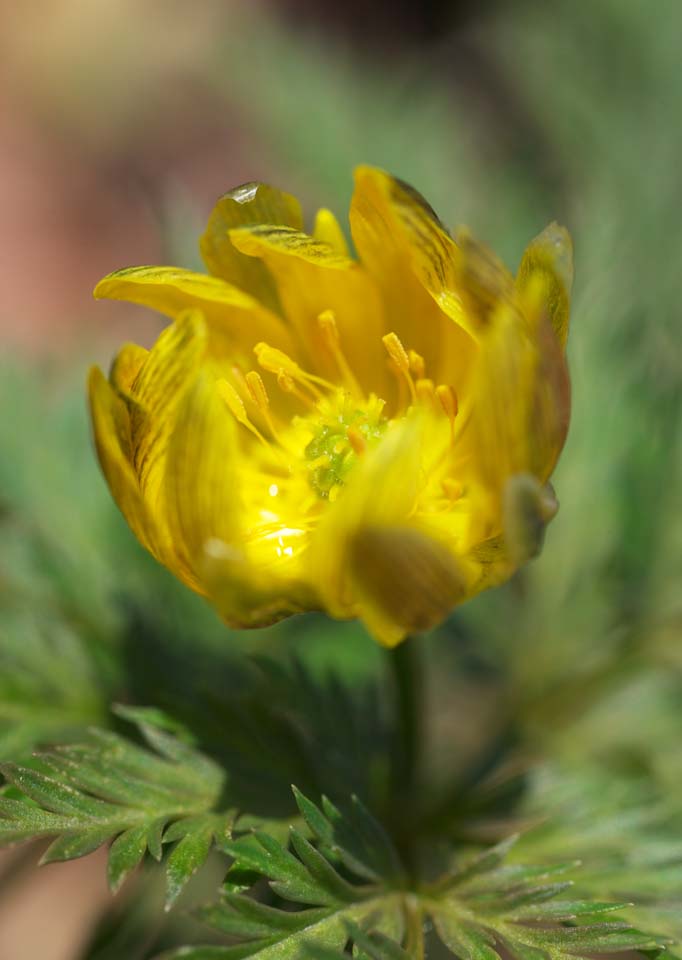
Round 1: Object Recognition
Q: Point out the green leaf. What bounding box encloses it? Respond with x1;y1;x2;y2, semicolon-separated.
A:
157;791;668;960
293;787;405;885
0;711;231;905
425;845;670;960
158;787;404;959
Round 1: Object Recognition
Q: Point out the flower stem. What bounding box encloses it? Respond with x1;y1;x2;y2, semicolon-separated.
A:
388;634;423;802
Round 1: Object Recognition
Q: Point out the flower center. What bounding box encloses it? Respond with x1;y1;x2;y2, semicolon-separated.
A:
303;395;387;500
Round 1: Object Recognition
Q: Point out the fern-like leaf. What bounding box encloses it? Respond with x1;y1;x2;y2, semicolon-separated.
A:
157;791;670;960
0;709;231;905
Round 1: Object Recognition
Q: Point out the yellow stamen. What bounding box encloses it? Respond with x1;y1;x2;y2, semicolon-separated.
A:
383;332;417;402
245;369;280;438
217;379;270;448
415;377;436;408
436;384;459;441
276;370;316;410
408;349;426;379
254;342;333;398
318;310;363;397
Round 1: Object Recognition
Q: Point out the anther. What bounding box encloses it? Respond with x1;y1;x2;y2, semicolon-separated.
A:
218;379;270;448
245;370;269;411
383;332;416;402
415;377;436;408
255;341;332;400
382;332;410;375
245;370;280;439
408;349;426;379
436;384;458;419
436;384;458;441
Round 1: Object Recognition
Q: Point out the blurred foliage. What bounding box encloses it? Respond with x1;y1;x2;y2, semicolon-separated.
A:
0;0;680;957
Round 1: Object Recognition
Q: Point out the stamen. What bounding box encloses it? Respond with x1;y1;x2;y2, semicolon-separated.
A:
383;332;417;402
217;379;270;448
436;384;459;441
254;342;333;399
415;377;436;408
318;310;362;397
408;349;426;379
347;426;366;456
245;370;279;438
276;370;316;410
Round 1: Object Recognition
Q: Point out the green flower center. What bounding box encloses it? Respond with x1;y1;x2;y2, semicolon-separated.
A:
304;405;387;500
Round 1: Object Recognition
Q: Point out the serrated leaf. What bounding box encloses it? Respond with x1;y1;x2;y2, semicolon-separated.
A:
163;788;404;959
0;711;231;899
508;898;632;922
293;787;404;885
41;827;114;863
107;823;149;892
166;819;217;908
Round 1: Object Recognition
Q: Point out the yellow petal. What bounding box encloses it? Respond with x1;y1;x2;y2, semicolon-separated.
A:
516;222;573;349
94;266;294;357
461;303;570;514
348;525;469;647
201;538;315;629
87;365;158;558
200;182;303;312
350;166;477;389
164;370;241;576
109;342;148;399
313;208;349;256
308;414;425;619
230;224;388;398
129;310;207;511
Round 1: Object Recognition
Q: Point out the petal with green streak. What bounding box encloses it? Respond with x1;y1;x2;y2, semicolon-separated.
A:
350;166;477;390
200;182;303;313
230;224;389;399
516;221;573;349
94;266;294;357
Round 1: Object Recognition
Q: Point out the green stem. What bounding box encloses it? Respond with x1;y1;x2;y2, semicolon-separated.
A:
388;635;423;802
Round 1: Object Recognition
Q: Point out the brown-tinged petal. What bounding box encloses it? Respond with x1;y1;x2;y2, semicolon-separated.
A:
503;474;559;565
94;266;294;357
88;365;159;559
348;525;470;647
516;222;573;349
200;182;303;312
350;166;477;389
109;343;148;398
128;310;207;514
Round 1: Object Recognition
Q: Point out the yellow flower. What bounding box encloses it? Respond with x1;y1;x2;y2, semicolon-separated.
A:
89;167;572;646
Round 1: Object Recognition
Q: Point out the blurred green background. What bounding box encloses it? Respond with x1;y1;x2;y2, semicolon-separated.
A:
0;0;680;957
